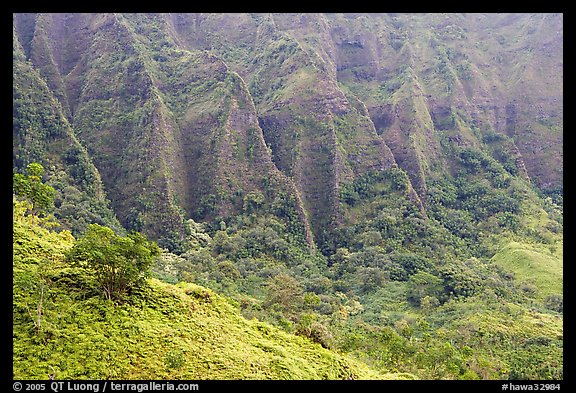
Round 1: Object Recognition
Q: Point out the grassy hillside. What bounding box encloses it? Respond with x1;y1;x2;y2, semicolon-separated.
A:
13;197;411;380
491;241;562;301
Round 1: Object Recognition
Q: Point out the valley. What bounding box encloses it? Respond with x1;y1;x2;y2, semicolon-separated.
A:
13;13;563;380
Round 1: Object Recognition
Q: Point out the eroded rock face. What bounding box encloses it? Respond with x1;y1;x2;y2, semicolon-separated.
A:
13;13;563;247
325;13;562;195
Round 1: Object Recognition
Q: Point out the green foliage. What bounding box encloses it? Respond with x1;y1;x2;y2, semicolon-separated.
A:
13;201;405;380
339;168;409;208
164;349;186;378
13;197;75;343
13;13;562;381
407;272;444;306
295;313;334;349
66;224;160;302
13;162;55;215
439;260;484;299
243;190;265;214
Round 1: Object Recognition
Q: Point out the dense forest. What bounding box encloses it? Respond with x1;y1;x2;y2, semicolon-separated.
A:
13;13;562;380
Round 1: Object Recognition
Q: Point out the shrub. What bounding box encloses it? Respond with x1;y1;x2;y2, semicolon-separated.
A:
544;294;563;312
66;224;160;302
406;272;444;306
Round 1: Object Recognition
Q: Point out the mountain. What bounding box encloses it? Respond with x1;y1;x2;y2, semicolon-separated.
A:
13;13;562;380
13;21;122;235
13;13;562;246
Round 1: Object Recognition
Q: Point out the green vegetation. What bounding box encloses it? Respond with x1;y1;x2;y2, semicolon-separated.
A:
149;161;562;380
66;224;161;302
13;196;410;380
13;162;55;215
13;13;562;381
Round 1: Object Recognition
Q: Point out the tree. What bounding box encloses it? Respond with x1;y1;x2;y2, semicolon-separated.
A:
406;271;444;306
243;190;265;214
264;273;304;316
295;313;333;348
66;224;160;302
13;162;55;215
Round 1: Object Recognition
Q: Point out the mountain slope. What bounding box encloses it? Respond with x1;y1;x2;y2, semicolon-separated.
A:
13;198;412;380
13;13;315;249
168;13;404;240
12;13;562;381
12;13;562;248
13;24;122;235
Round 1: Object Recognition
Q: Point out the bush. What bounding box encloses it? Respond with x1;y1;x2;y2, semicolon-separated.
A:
439;261;484;299
295;313;334;349
544;294;563;312
66;224;160;302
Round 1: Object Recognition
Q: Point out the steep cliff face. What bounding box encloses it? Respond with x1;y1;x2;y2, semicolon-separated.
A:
160;12;563;232
167;13;401;239
13;13;563;248
13;23;121;234
12;13;563;381
327;13;562;196
13;13;315;247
